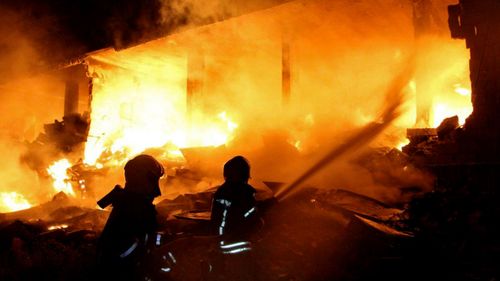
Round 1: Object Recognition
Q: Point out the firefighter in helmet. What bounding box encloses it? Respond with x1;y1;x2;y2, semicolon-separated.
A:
96;154;164;280
210;156;259;280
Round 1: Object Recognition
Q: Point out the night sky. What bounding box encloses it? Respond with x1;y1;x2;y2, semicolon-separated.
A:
0;0;168;77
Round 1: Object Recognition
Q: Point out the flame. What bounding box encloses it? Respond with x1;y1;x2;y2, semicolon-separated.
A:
431;83;472;127
291;140;303;152
47;159;75;196
423;39;472;128
432;103;472;128
0;192;31;213
48;224;69;231
287;114;316;153
396;139;410;150
453;84;471;96
218;111;239;133
83;50;238;166
76;10;471;167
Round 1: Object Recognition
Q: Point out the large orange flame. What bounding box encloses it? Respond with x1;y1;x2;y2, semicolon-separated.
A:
47;159;75;196
415;38;472;128
0;192;31;213
83;49;238;166
432;83;472;127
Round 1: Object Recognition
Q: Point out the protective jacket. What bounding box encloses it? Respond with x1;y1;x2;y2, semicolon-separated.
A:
211;181;258;255
97;185;157;279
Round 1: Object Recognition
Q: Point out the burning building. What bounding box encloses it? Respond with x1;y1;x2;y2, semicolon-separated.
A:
0;0;498;280
4;0;472;201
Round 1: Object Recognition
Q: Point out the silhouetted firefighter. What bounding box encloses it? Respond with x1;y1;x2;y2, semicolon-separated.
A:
209;155;259;280
96;154;164;280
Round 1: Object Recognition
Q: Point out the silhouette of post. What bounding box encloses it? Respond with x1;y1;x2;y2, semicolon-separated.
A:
186;50;205;122
282;38;291;106
64;80;79;117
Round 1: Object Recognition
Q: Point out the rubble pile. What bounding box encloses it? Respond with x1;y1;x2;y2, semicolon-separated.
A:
402;162;500;280
0;182;423;281
20;113;90;176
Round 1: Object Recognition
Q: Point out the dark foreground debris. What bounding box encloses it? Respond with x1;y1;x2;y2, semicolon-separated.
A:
1;165;499;281
0;186;414;281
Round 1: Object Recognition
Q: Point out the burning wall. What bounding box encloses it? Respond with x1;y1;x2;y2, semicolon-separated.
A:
83;0;470;185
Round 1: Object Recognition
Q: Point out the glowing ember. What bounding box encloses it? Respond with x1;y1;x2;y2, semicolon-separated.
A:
0;192;31;213
47;159;75;196
292;140;303;152
397;139;410;150
48;224;69;231
286;114;317;153
454;84;471;96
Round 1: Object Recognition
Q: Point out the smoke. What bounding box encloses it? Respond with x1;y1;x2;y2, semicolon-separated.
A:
0;138;42;207
275;60;414;201
0;0;466;210
0;4;77;136
80;0;464;205
159;0;231;28
0;6;49;205
0;5;85;209
189;1;458;204
160;0;422;203
0;6;42;83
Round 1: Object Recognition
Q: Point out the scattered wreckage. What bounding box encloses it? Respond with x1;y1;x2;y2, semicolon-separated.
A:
0;169;415;281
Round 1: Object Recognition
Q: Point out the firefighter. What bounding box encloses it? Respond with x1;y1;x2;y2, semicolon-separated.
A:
96;154;164;281
210;156;259;280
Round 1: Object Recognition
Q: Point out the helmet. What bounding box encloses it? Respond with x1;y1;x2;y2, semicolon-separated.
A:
223;156;250;183
124;154;164;197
